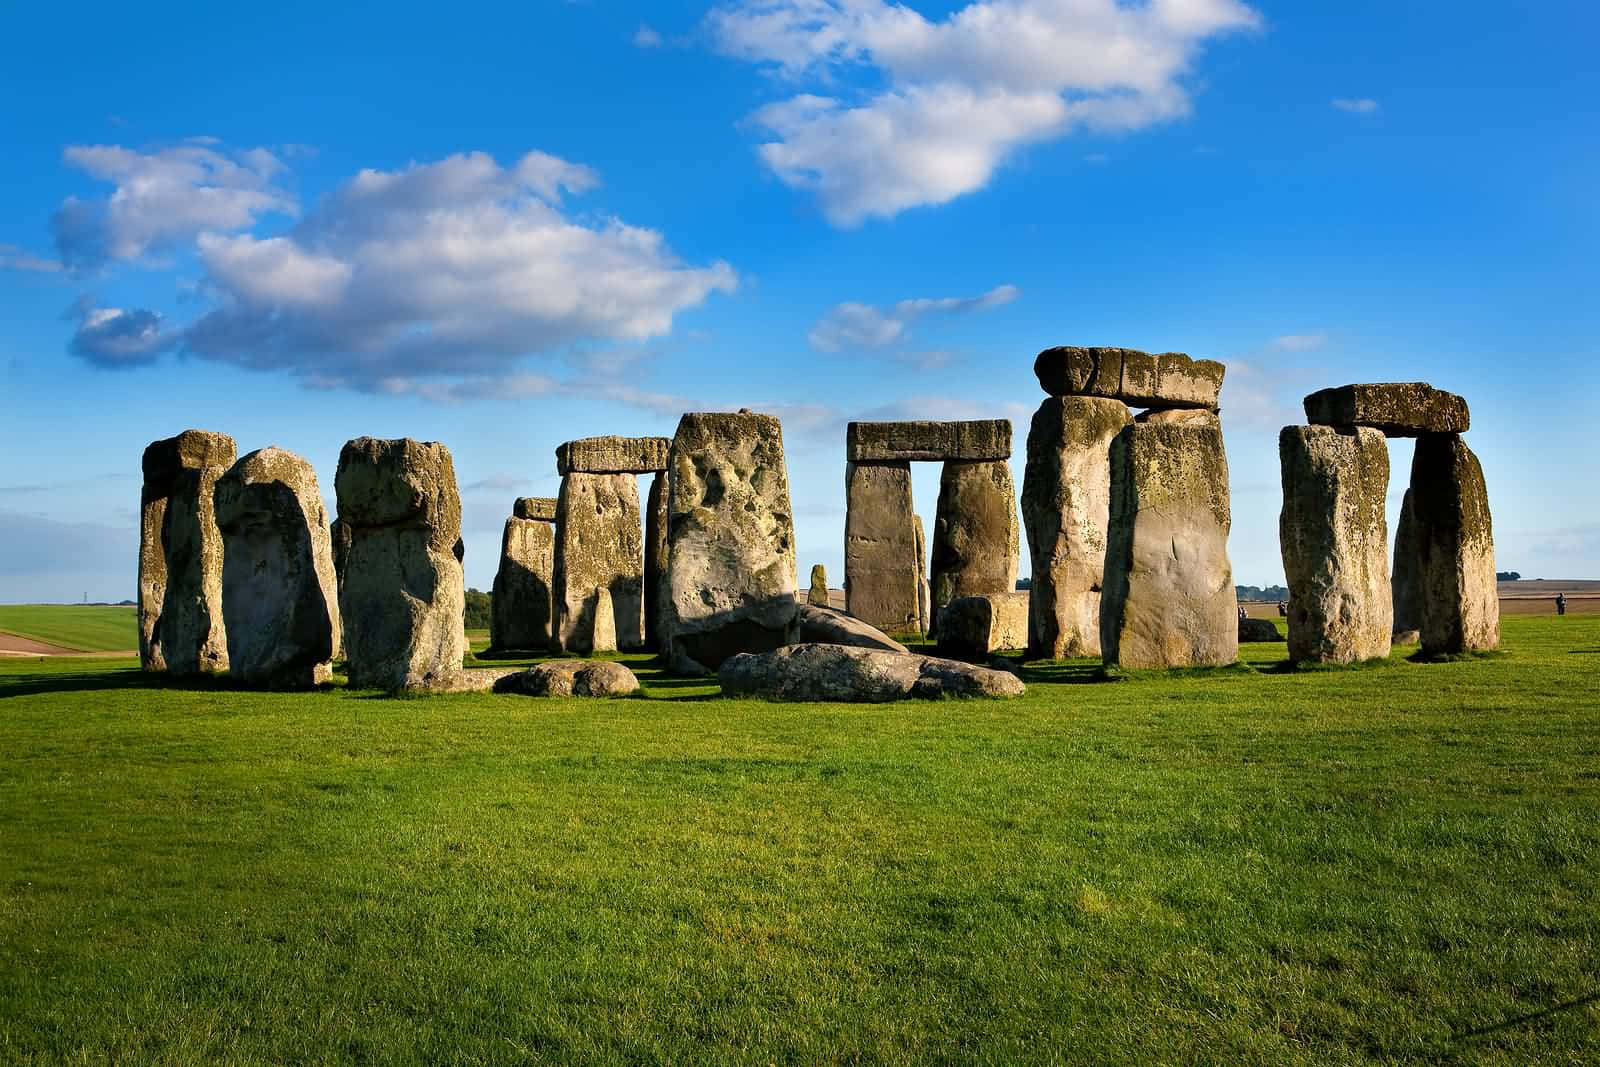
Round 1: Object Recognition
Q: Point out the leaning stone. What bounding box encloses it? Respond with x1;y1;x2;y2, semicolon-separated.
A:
1303;383;1469;437
1022;395;1131;659
553;473;644;654
1411;434;1499;654
335;437;466;690
846;420;1012;462
1239;617;1285;643
844;461;920;633
140;429;236;675
1278;426;1393;663
495;659;640;697
929;460;1019;630
1391;489;1423;636
719;644;1025;702
937;592;1030;661
662;411;798;674
788;604;907;653
807;564;830;607
514;496;558;521
490;508;555;651
213;448;340;688
1033;346;1224;411
555;436;670;475
1101;413;1237;668
644;472;669;651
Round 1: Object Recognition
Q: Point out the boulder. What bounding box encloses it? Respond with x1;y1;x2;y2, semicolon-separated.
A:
1391;489;1422;636
844;461;920;633
719;644;1025;701
1278;426;1393;663
555;436;670;475
553;472;644;654
514;496;558;521
807;564;830;607
929;459;1019;630
1021;395;1131;659
140;429;236;675
495;659;640;697
846;420;1012;462
1033;346;1224;411
937;592;1030;660
1303;383;1469;437
335;437;466;690
1411;434;1499;654
1101;413;1237;667
1393;629;1421;646
913;515;930;635
644;472;669;651
489;509;555;651
213;447;341;687
788;604;907;653
1238;617;1285;642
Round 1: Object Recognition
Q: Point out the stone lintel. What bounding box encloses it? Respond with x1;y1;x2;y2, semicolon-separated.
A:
555;435;671;475
846;420;1012;462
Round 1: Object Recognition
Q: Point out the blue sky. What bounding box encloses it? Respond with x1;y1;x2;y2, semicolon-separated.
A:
2;0;1597;603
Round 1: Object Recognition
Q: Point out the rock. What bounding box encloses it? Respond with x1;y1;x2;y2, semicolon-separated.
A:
1101;413;1237;668
1392;629;1421;646
1278;426;1393;663
212;448;341;688
330;517;353;590
1303;383;1469;437
844;461;920;634
555;435;670;475
1033;346;1224;411
846;420;1012;462
807;564;830;607
489;507;555;651
929;460;1019;631
140;429;236;675
719;644;1025;701
936;592;1030;660
553;472;644;654
495;659;640;697
1021;395;1131;659
514;496;558;521
662;411;799;674
644;472;669;651
1239;617;1284;642
913;515;930;635
335;437;466;690
788;604;908;653
1391;489;1422;636
1411;434;1499;654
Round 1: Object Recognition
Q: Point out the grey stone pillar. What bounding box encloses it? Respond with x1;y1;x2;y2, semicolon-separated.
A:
929;459;1019;630
644;471;670;651
553;472;644;654
490;497;556;651
1411;434;1499;655
1391;489;1422;640
844;460;920;635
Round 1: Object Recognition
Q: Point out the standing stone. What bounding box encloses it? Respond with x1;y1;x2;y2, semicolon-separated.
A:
1101;413;1237;668
1411;434;1499;655
213;447;341;687
489;497;556;651
644;472;669;651
553;473;644;654
808;564;830;607
844;461;920;634
937;592;1030;661
1278;426;1392;664
335;438;466;690
139;429;236;675
913;515;930;635
1391;490;1422;641
929;459;1019;631
1021;395;1131;659
662;411;798;674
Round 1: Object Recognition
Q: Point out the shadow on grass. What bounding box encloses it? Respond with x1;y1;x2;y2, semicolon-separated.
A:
1260;655;1404;676
1449;989;1600;1043
0;668;347;700
1408;648;1512;664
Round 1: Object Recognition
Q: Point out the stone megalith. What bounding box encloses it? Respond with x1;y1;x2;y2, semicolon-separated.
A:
644;471;670;650
1411;434;1499;655
913;515;930;634
213;447;340;687
1304;383;1469;437
808;564;830;606
937;592;1030;661
844;461;920;634
1278;426;1393;664
1021;395;1131;659
1101;412;1237;668
1033;346;1225;411
139;429;236;675
929;459;1019;631
662;410;798;674
553;473;644;654
335;437;466;690
1391;489;1422;640
489;497;556;651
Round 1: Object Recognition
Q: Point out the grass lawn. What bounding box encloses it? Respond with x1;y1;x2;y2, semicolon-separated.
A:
0;604;138;652
1;615;1597;1064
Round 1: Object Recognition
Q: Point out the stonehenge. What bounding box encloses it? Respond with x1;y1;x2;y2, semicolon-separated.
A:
1410;434;1499;655
489;497;556;651
644;472;670;650
930;459;1020;630
1391;490;1422;642
807;564;830;607
1304;383;1469;437
719;644;1025;702
937;592;1029;661
844;459;920;633
1034;346;1225;412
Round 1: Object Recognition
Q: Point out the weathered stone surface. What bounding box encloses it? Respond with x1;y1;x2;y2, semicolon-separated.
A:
514;496;558;522
1391;489;1422;636
553;472;644;654
1278;426;1392;663
1101;413;1237;668
489;513;554;651
495;659;640;697
929;460;1019;631
644;472;669;651
844;461;920;634
913;515;930;635
937;592;1030;660
1411;434;1499;654
213;448;340;687
719;644;1025;702
140;429;236;675
808;564;830;607
1239;617;1285;642
1393;629;1421;646
1021;395;1131;659
335;437;466;690
847;420;1012;462
330;517;353;589
1304;383;1469;437
556;436;670;475
1034;346;1224;411
788;604;908;653
662;411;798;674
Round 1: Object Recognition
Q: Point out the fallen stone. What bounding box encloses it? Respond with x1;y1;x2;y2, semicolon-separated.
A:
644;472;669;651
788;604;907;653
1033;346;1224;411
1391;489;1422;636
514;496;558;521
1411;434;1499;654
490;507;555;651
844;461;920;634
807;564;830;607
556;436;670;475
1238;617;1285;642
718;643;1025;702
494;659;640;697
936;591;1030;660
846;420;1012;462
553;472;644;654
930;459;1019;630
1303;383;1469;437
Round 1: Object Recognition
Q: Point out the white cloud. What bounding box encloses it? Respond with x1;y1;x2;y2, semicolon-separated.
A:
711;0;1260;225
1270;333;1327;352
809;282;1017;351
1332;98;1379;114
0;243;61;272
66;297;175;366
634;24;664;47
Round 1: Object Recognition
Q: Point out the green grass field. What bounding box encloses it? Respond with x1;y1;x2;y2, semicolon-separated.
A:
0;604;137;652
2;616;1597;1064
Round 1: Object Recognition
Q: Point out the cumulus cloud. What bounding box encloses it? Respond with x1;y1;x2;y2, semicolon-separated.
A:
66;297;176;367
1332;98;1379;114
710;0;1260;225
808;282;1017;351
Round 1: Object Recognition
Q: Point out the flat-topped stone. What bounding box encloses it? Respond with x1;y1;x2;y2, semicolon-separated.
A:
847;420;1012;462
1303;383;1469;437
555;435;670;475
513;496;557;521
1034;346;1224;411
719;644;1025;702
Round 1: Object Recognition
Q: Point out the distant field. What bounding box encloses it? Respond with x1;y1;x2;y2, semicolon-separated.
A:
0;604;137;652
